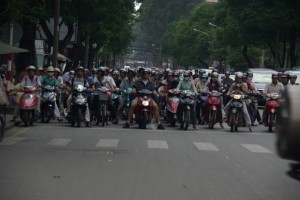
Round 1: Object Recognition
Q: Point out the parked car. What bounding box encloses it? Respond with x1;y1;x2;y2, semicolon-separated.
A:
249;68;278;108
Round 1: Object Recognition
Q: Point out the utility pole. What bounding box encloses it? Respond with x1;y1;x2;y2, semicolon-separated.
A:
53;0;60;67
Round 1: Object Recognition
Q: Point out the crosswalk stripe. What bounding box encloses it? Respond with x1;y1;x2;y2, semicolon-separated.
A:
147;140;169;149
96;139;119;148
0;137;25;145
241;144;273;153
48;138;72;146
193;142;219;151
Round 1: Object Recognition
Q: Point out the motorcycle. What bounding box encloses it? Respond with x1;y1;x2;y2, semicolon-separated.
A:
135;89;153;129
96;87;111;126
204;90;222;129
177;90;196;130
263;93;280;132
166;89;180;127
122;87;133;120
70;85;87;127
41;85;56;123
19;86;38;127
196;91;208;125
227;93;247;132
111;90;120;121
245;90;260;124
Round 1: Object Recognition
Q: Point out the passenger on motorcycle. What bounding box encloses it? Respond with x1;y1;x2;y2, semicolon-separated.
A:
112;70;122;88
41;66;61;120
12;66;42;121
261;73;285;124
222;71;234;89
225;72;252;131
66;66;92;127
123;68;165;130
176;71;198;130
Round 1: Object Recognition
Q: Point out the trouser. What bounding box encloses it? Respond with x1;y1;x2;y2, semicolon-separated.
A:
116;96;125;120
225;100;252;126
67;95;90;122
127;97;160;124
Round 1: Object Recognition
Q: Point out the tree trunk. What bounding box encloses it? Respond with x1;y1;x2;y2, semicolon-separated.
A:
290;27;297;68
242;45;253;69
15;20;36;75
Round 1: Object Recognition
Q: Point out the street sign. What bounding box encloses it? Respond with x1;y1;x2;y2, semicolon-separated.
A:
1;22;23;44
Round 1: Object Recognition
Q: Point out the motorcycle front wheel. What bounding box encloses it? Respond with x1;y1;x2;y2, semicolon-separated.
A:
209;110;216;129
141;111;148;129
268;113;275;132
77;108;81;128
183;109;190;130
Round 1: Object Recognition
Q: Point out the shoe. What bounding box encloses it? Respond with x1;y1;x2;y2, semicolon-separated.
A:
157;124;165;130
123;122;130;128
259;121;263;125
193;125;198;130
220;123;224;129
248;125;253;132
86;122;92;127
112;120;118;124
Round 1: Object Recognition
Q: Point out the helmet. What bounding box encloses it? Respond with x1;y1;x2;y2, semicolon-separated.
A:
183;71;190;77
120;68;127;73
47;66;54;72
142;68;151;74
38;66;43;71
165;68;171;72
92;67;98;74
211;72;219;78
246;71;253;77
212;68;219;73
69;70;75;75
201;74;208;80
289;74;297;79
105;66;110;73
98;66;106;73
84;68;90;74
127;69;135;76
75;66;84;72
225;71;230;75
243;73;247;78
173;71;179;76
282;71;289;78
54;68;61;73
167;71;173;76
112;70;119;76
235;72;243;79
27;65;36;71
271;73;278;79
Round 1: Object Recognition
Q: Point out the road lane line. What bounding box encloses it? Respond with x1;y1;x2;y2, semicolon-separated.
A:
241;144;273;153
193;142;219;151
147;140;169;149
11;128;29;137
96;139;119;148
48;138;72;146
0;137;25;145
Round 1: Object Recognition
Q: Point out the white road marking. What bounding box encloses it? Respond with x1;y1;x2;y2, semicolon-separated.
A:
48;138;72;146
0;137;25;145
241;144;273;153
11;128;29;137
193;142;219;151
96;139;119;148
147;140;169;149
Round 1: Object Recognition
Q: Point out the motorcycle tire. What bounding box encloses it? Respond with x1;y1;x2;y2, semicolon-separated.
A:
209;110;216;129
23;111;29;127
101;106;106;127
268;113;274;132
140;111;148;129
170;113;176;127
124;107;130;121
77;108;81;128
230;113;235;132
276;134;292;159
46;107;51;123
30;110;34;126
0;116;4;142
183;109;190;131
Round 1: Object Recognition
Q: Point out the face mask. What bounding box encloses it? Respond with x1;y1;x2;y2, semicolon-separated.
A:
247;77;253;81
184;77;189;81
212;77;218;82
48;72;54;76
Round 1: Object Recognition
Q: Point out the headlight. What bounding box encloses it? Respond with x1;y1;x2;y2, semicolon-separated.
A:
142;100;149;106
233;94;241;100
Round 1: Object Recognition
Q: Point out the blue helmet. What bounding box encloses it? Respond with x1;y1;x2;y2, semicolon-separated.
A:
98;66;106;73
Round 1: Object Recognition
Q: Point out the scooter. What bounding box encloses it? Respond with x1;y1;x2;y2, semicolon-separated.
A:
177;90;196;130
41;85;56;123
19;86;38;127
166;89;180;127
263;93;280;132
122;87;133;120
227;93;247;132
70;85;87;127
205;90;222;129
197;91;208;125
135;89;153;129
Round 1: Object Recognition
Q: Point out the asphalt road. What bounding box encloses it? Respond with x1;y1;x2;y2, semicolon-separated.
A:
0;120;299;200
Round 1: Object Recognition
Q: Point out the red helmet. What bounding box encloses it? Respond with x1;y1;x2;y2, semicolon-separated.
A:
105;66;110;73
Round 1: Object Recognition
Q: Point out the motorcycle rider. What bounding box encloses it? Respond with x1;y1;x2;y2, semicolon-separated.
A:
66;66;92;127
222;71;234;89
123;68;165;130
40;66;61;121
12;66;42;121
261;73;285;125
225;72;252;132
206;72;224;128
176;71;198;130
195;73;209;124
281;72;290;87
289;74;298;85
115;69;136;123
